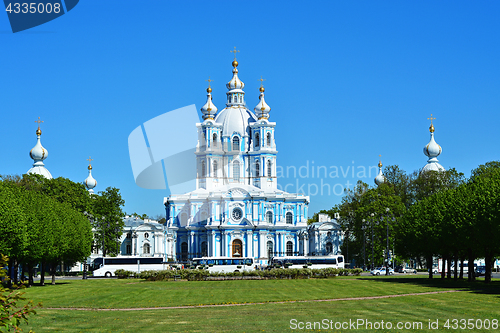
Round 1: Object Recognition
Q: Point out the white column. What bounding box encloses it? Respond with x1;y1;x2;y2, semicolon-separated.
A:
259;232;266;259
246;230;253;258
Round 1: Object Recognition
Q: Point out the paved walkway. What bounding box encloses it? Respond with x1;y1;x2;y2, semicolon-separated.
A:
46;290;462;311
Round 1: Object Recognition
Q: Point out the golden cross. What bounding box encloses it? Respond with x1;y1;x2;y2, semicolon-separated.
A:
87;156;93;165
230;47;240;60
259;76;266;87
427;114;436;125
206;76;213;88
34;116;43;128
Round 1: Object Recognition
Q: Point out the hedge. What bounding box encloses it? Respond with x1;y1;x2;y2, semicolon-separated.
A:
114;267;363;281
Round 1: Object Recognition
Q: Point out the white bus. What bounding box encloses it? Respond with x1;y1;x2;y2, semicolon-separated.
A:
92;257;169;277
271;255;345;269
191;257;256;273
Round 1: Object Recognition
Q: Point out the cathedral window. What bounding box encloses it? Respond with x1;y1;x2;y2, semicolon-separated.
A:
255;133;260;147
232;239;242;257
181;242;188;262
267;160;272;177
232;136;240;151
286;241;293;256
286;212;293;224
267;132;271;146
201;242;208;257
233;160;240;181
201;160;206;178
144;233;149;239
267;241;274;259
255;160;260;177
239;95;242;103
126;244;131;255
326;242;333;254
143;243;150;254
213;133;217;147
213;160;218;178
266;211;273;223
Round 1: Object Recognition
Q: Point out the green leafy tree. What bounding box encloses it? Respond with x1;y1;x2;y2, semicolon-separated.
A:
0;254;40;332
92;187;125;257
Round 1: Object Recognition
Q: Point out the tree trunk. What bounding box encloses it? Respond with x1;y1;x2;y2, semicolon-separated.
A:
467;250;475;282
441;256;446;279
453;254;458;280
28;263;34;287
459;257;464;279
21;262;27;283
427;255;433;279
485;250;493;284
7;258;14;288
51;263;56;285
40;262;45;286
13;259;19;285
447;257;452;279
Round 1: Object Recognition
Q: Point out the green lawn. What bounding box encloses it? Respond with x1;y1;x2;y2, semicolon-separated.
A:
19;275;500;332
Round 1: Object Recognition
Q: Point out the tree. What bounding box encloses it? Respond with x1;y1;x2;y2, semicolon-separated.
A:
91;187;125;257
0;254;40;332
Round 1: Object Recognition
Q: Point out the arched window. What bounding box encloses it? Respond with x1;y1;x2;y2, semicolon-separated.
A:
255;133;260;147
267;160;272;177
143;243;150;254
232;239;242;257
286;241;293;256
232;136;240;151
213;160;218;178
201;160;206;177
267;241;274;259
286;212;293;224
266;211;273;224
213;133;217;147
201;241;208;257
267;132;271;146
233;160;240;181
181;242;188;262
326;242;333;254
255;160;260;177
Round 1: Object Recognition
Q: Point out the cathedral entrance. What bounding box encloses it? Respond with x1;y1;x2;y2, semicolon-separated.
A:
232;239;242;257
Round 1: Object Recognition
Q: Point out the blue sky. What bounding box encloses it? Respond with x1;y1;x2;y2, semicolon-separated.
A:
2;1;499;218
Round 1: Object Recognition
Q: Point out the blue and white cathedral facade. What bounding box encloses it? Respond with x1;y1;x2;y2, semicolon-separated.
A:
163;58;341;265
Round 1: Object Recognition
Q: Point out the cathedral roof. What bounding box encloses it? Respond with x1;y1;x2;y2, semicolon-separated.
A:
27;118;52;179
421;115;445;173
215;106;257;137
84;157;97;193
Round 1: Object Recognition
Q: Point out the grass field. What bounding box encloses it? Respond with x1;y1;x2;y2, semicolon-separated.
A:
18;275;500;332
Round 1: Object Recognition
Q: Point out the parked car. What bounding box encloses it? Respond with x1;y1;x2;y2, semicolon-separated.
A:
428;267;439;274
475;266;486;277
400;267;417;274
370;267;394;276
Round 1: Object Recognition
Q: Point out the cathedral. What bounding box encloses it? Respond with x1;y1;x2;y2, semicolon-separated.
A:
163;56;342;265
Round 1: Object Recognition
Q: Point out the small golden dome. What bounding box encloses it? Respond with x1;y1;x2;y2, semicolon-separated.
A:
207;87;212;93
232;60;238;68
36;127;42;136
259;86;265;93
429;124;435;133
378;161;383;168
88;164;93;170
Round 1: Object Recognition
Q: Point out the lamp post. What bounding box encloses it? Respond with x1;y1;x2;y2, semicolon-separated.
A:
370;213;375;270
362;219;366;271
385;207;390;276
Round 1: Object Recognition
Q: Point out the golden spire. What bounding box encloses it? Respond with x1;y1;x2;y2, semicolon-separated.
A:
378;154;383;168
87;156;93;170
206;77;213;93
230;47;240;68
427;114;436;133
34;116;43;135
259;76;266;92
